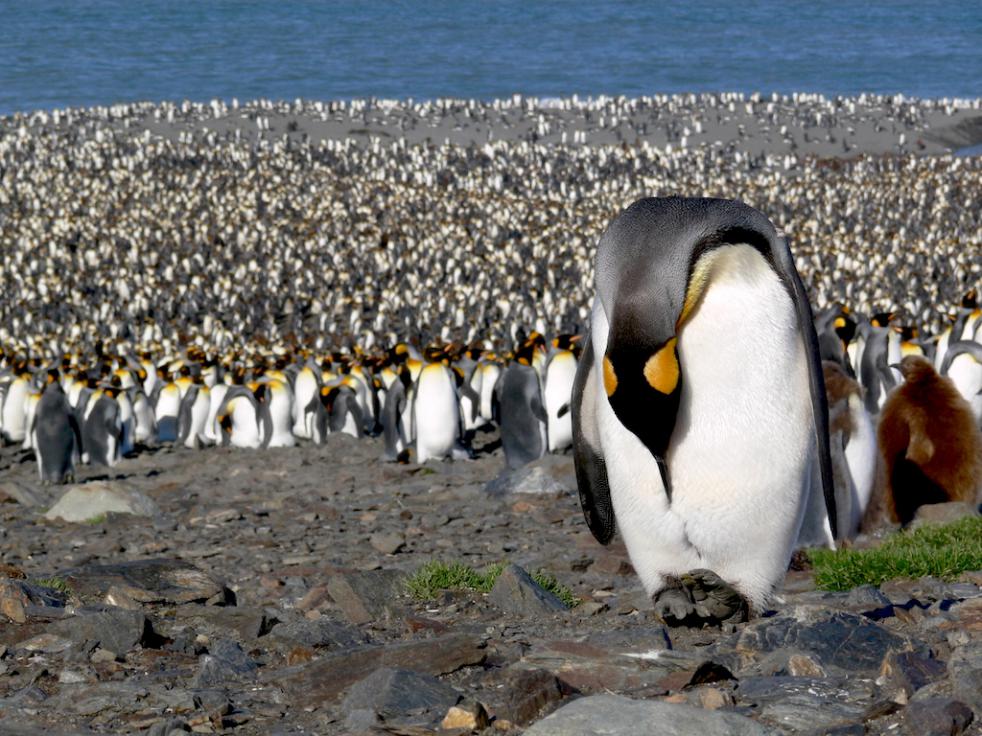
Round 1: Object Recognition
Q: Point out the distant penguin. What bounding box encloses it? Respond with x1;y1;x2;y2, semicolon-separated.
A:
412;351;462;463
859;313;896;414
292;361;320;438
82;386;123;467
217;388;265;449
262;379;295;447
822;361;878;538
877;355;982;525
153;375;182;443
572;197;836;624
130;386;157;445
317;384;364;439
21;389;41;451
1;372;31;444
476;358;502;426
543;335;580;452
115;380;136;456
941;341;982;428
381;364;412;461
177;383;211;449
498;341;548;469
32;371;80;484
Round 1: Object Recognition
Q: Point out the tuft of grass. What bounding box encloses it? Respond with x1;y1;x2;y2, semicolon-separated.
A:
405;560;578;606
85;513;107;525
32;576;74;596
809;516;982;591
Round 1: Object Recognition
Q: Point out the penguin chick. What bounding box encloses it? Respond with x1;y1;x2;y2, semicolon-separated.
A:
877;355;982;525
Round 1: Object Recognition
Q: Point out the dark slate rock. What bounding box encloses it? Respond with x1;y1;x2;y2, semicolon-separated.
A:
193;639;258;688
488;563;568;616
949;640;982;713
735;676;879;732
268;632;485;705
737;611;907;673
0;578;68;623
176;605;276;641
340;667;460;727
267;616;366;650
900;697;975;736
482;666;568;726
523;693;775;735
878;649;947;697
56;558;229;606
51;605;151;654
326;569;405;625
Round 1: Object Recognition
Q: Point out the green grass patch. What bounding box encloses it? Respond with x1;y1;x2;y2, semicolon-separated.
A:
85;514;107;525
809;516;982;591
32;576;73;596
405;560;578;606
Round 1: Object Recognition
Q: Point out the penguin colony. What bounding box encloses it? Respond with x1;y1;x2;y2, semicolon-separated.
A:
0;94;980;614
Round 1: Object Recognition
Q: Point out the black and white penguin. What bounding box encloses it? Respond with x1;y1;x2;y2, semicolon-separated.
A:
543;334;580;452
291;360;320;439
82;385;123;467
152;371;182;443
176;382;211;449
316;384;364;440
381;363;413;462
572;197;836;625
412;347;462;462
216;387;265;449
941;340;982;428
32;370;80;484
498;340;548;469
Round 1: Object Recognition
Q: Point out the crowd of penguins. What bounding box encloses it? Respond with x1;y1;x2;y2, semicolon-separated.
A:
1;287;981;543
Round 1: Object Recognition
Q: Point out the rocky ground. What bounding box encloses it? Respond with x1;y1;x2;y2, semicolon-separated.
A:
0;437;980;735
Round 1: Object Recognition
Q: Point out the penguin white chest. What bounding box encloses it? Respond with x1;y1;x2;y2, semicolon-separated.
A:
545;352;577;451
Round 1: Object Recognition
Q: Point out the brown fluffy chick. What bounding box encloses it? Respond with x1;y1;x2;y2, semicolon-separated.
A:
877;355;982;525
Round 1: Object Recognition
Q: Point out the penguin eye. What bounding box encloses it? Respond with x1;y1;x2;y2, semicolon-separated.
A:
644;338;679;395
602;356;618;396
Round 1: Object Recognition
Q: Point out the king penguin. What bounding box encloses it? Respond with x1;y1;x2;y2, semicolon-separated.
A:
498;340;549;469
543;334;580;452
33;370;80;484
572;197;836;625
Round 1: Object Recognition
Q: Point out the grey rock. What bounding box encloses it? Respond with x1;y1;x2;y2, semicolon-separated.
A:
268;616;366;650
193;639;258;687
900;697;974;736
51;605;152;653
485;456;572;496
523;693;775;735
737;611;907;673
735;676;880;732
326;569;405;625
949;639;982;713
0;481;53;508
483;666;568;726
340;667;460;726
369;531;405;555
44;481;160;522
489;563;568;616
878;649;947;698
909;501;979;528
56;558;229;606
0;577;68;623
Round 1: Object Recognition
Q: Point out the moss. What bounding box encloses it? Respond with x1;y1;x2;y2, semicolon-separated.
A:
405;559;578;606
809;516;982;591
32;576;73;596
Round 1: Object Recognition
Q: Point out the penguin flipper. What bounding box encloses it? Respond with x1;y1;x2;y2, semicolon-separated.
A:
571;335;616;545
775;236;838;540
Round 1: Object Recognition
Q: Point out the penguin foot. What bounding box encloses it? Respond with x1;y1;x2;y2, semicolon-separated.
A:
653;570;749;627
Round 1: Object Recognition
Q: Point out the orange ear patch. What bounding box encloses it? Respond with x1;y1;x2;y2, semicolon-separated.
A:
644;338;679;394
602;356;618;396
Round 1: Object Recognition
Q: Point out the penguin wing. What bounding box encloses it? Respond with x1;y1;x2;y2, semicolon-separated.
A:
176;387;196;444
773;236;838;540
571;334;616;545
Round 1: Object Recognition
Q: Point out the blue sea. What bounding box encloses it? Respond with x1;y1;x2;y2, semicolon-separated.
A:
1;1;979;115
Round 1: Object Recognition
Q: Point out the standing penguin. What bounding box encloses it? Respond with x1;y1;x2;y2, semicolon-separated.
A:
32;370;80;484
572;197;835;625
412;349;462;462
82;386;123;467
176;382;211;449
543;335;580;452
941;341;982;428
877;355;982;525
822;361;878;539
498;340;549;469
381;364;413;462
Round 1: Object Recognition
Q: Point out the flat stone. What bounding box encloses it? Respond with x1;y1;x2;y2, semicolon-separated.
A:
368;531;405;555
340;667;460;727
193;639;258;688
0;577;68;623
0;481;52;509
488;564;568;617
878;649;947;698
267;616;366;650
44;481;160;523
523;693;775;735
485;456;573;496
900;697;975;736
270;632;485;705
175;605;275;641
442;701;490;731
736;611;907;674
734;676;879;732
51;605;152;653
948;640;982;713
56;559;229;606
326;569;405;625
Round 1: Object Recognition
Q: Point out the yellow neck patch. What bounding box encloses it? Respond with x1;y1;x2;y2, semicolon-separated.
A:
602;356;618;396
644;338;679;394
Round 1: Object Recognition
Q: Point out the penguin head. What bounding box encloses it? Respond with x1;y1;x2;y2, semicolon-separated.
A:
892;355;935;383
870;311;895;329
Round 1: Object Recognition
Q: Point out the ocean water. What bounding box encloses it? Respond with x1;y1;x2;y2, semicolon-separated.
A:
1;1;980;115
